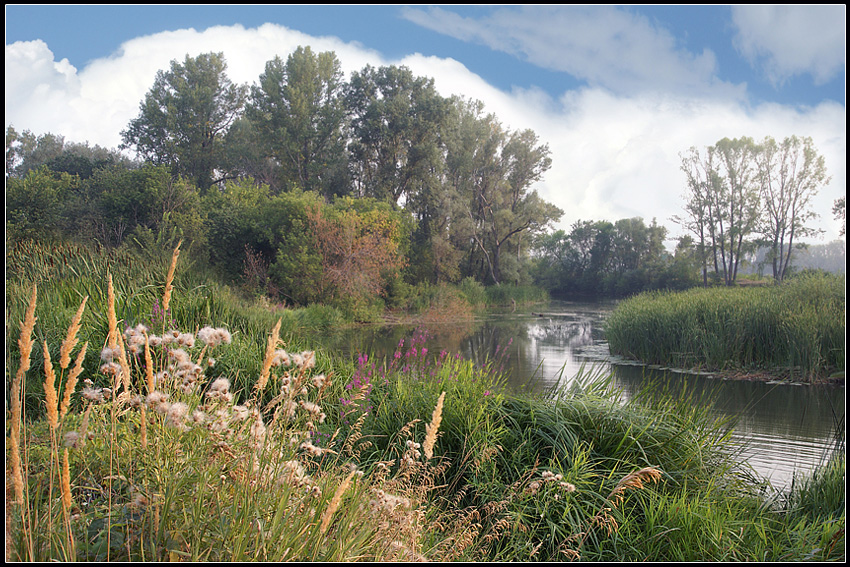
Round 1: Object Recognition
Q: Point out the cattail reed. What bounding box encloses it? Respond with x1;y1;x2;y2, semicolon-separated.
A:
162;241;181;314
59;296;88;370
10;284;37;503
256;318;282;393
59;342;88;420
423;392;445;460
43;341;59;430
320;470;356;536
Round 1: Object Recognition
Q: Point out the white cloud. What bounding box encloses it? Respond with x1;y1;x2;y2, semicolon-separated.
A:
5;22;846;243
401;5;745;99
732;5;846;86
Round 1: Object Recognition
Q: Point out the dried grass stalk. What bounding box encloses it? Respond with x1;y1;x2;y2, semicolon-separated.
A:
162;241;181;314
10;284;37;503
61;449;73;512
60;341;88;419
319;470;356;536
256;318;282;393
106;274;118;349
43;341;59;430
116;333;132;393
423;391;445;460
59;296;88;370
144;331;155;393
607;467;662;506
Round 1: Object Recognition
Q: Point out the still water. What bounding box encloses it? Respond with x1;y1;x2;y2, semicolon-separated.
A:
323;300;845;490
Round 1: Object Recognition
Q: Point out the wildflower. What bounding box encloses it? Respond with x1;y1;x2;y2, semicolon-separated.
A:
175;332;195;348
312;374;328;389
146;391;170;413
100;346;119;362
232;405;250;422
166;402;189;429
271;349;291;367
197;326;232;347
82;386;105;403
300;440;325;457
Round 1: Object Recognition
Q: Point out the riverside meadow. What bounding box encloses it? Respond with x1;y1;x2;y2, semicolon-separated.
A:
5;241;845;561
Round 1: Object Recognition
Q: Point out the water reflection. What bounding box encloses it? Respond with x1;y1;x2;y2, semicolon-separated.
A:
322;300;844;489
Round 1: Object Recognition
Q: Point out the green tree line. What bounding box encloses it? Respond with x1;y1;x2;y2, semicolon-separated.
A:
7;48;841;305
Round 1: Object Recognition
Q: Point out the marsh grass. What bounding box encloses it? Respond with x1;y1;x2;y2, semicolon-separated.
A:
605;272;845;381
6;242;845;562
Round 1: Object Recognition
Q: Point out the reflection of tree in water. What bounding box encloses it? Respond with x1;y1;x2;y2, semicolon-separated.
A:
525;318;595;349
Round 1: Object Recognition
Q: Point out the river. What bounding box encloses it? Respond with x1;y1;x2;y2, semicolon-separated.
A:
323;300;845;491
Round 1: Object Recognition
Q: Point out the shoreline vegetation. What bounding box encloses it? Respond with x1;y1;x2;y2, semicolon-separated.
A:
6;242;846;562
605;272;845;386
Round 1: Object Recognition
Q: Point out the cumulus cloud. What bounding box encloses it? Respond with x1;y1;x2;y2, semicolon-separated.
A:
5;21;846;242
401;5;744;99
732;5;846;86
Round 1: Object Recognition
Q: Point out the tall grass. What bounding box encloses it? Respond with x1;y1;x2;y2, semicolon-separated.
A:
6;242;844;562
605;272;845;382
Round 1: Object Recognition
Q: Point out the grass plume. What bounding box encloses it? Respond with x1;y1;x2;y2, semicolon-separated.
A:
423;391;445;460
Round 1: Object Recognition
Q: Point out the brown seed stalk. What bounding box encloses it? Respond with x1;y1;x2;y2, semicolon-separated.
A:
43;341;59;430
60;341;89;419
59;296;88;370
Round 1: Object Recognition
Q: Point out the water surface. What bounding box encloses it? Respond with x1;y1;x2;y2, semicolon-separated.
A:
323;300;844;490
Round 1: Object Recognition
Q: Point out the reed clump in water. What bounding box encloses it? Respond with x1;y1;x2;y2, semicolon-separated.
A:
605;271;845;382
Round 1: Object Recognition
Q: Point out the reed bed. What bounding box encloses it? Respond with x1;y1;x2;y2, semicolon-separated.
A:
6;242;844;562
604;272;845;382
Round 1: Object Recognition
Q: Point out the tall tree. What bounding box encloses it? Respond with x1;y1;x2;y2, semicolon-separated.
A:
445;101;561;285
248;47;349;197
345;64;450;206
676;137;761;286
756;135;829;282
120;52;247;192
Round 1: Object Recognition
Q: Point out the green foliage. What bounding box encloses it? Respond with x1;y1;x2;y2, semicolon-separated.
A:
120;52;247;192
6;166;79;243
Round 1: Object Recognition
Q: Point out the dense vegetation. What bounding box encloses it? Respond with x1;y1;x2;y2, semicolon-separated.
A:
605;271;845;382
6;244;845;561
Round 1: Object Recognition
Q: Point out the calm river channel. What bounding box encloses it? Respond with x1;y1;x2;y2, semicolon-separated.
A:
324;300;845;491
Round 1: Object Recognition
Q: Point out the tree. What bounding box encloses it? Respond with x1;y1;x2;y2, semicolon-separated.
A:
247;47;349;197
676;138;761;286
345;64;450;206
756;135;829;282
120;52;247;192
444;102;561;285
834;197;846;237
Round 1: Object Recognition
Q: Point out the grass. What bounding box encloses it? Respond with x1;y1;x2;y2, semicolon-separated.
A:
604;272;845;382
6;241;845;562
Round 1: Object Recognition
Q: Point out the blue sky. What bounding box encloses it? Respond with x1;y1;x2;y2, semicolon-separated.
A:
5;5;846;242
